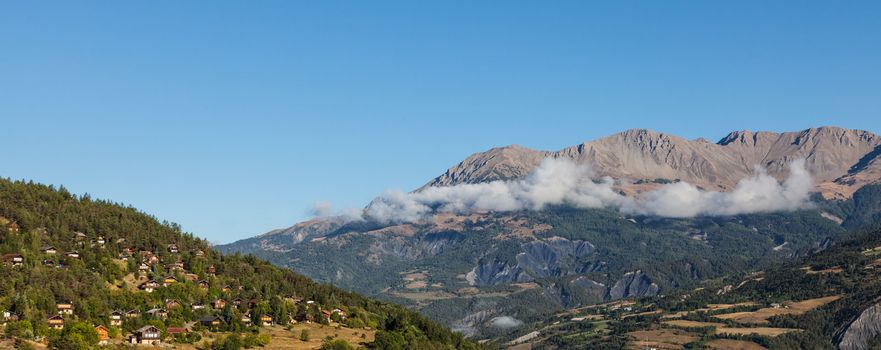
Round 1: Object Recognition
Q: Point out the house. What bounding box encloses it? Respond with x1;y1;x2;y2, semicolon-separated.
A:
1;311;19;326
163;276;177;286
191;303;206;311
125;309;140;319
198;280;210;289
241;313;252;326
65;251;80;259
185;273;199;281
167;244;179;253
212;299;226;310
110;311;123;326
2;253;24;267
260;314;273;326
194;249;205;257
138;263;150;274
200;315;224;328
207;265;216;275
232;298;243;306
167;327;189;336
73;232;87;241
95;236;106;245
165;299;181;309
166;262;185;272
4;220;20;234
139;280;159;293
332;308;348;320
145;255;160;265
47;315;65;330
221;285;231;293
56;301;74;315
146;308;167;319
41;246;58;255
95;325;110;345
130;325;161;345
248;299;258;309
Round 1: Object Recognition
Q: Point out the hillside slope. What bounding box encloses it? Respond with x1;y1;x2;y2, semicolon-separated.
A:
501;225;881;349
0;179;481;350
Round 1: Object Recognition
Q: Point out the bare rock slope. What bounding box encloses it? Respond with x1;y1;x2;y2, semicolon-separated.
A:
423;126;881;199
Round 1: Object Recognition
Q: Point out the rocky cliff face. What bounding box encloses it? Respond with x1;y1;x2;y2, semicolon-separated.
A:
608;270;660;299
837;301;881;350
423;127;881;199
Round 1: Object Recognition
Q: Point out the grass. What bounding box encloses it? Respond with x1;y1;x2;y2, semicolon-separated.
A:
713;295;842;324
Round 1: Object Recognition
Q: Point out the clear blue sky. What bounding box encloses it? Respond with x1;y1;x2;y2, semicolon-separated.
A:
1;1;879;243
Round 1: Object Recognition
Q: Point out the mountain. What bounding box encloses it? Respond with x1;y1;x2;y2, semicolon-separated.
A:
0;179;482;350
218;126;881;341
425;126;881;199
500;225;881;349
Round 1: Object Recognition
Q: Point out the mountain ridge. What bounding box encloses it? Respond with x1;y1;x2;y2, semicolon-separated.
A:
423;126;881;199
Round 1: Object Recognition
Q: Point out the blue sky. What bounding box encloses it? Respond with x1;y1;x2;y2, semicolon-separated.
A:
1;1;879;243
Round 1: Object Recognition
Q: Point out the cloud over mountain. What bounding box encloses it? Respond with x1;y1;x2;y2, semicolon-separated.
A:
363;158;813;223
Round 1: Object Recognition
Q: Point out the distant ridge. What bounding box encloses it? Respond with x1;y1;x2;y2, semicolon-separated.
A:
423;126;881;199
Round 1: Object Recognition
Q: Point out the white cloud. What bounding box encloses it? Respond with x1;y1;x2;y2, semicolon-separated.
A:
489;316;523;329
361;158;814;223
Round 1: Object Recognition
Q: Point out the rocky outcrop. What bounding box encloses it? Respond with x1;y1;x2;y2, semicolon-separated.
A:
516;237;594;277
838;302;881;350
608;270;659;300
423;127;881;199
466;258;533;286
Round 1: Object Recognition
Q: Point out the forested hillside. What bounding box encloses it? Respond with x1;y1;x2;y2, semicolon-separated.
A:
0;178;482;350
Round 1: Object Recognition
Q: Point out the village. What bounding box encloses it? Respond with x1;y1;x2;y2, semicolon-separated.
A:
0;220;362;348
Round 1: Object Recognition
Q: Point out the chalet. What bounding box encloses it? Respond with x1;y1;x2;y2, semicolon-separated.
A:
138;263;150;273
1;311;19;326
95;236;106;245
146;308;167;319
185;273;199;281
56;301;74;315
232;298;243;306
145;255;160;265
4;220;20;234
194;249;205;257
162;276;177;286
165;299;181;309
260;314;273;326
167;327;189;336
200;315;224;328
212;299;226;310
119;252;130;261
42;259;55;267
95;325;110;345
191;303;206;311
167;244;179;253
207;265;216;275
332;308;348;320
139;280;159;293
198;280;210;289
125;309;140;319
130;325;161;345
221;285;232;293
241;313;252;326
41;246;58;255
166;262;185;272
73;231;87;241
47;315;65;330
65;251;80;259
110;311;123;326
123;247;135;255
2;253;24;267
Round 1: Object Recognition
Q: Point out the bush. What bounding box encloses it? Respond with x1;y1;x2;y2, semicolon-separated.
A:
299;329;310;342
319;339;354;350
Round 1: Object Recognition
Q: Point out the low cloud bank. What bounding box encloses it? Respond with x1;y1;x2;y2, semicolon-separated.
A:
489;316;523;329
317;158;813;223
